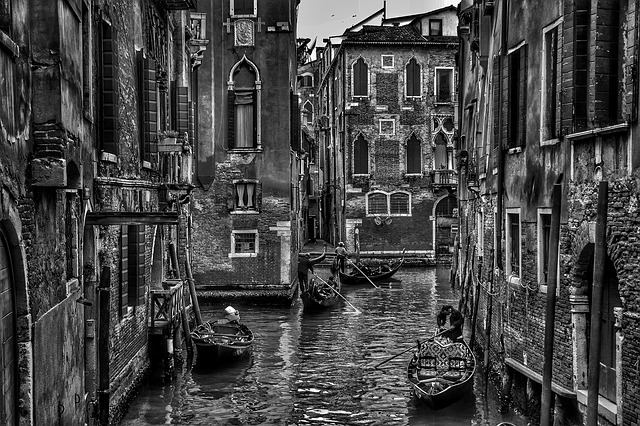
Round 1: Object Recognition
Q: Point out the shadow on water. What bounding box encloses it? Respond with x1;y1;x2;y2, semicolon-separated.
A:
120;266;530;426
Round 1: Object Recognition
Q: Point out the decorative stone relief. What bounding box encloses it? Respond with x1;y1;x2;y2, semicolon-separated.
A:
234;19;254;47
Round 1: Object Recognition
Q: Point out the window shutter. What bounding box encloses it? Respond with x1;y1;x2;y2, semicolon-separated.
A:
227;90;235;149
291;92;300;151
227;183;235;210
519;45;528;147
256;181;263;212
253;88;258;148
120;225;128;316
501;54;509;148
136;225;146;306
175;86;189;136
127;225;146;307
139;53;157;161
101;22;119;155
554;31;562;138
492;57;500;149
189;100;195;147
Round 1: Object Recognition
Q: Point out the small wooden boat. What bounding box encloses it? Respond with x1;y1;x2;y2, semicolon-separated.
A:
407;336;476;409
190;321;254;364
338;252;405;285
301;274;341;312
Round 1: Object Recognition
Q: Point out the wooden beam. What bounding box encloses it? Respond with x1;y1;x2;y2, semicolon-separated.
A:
85;212;179;226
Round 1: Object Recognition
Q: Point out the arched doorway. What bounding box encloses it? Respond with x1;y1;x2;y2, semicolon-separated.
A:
433;195;457;256
0;231;17;425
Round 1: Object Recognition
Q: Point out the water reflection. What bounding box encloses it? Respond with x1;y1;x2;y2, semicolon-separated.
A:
121;267;528;425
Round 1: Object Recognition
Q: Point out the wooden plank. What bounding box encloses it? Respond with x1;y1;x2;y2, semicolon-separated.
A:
85;212;179;225
504;358;575;399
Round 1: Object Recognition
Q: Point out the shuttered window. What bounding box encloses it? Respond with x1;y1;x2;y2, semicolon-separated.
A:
406;58;421;97
508;45;528;148
406;134;421;174
353;134;369;175
174;86;189;136
290;92;300;151
492;56;500;149
120;226;129;317
100;20;119;154
542;26;561;141
138;52;157;162
353;58;368;97
127;225;145;307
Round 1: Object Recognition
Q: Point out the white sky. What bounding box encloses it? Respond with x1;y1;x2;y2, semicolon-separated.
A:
297;0;460;42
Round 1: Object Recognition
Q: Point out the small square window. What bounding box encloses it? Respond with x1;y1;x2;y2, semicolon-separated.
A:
234;181;257;211
379;119;395;136
429;19;443;36
381;55;394;68
230;230;259;257
231;0;256;17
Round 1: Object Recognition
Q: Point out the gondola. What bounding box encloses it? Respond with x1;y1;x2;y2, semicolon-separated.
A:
338;252;405;285
407;336;476;409
300;274;341;312
190;321;254;364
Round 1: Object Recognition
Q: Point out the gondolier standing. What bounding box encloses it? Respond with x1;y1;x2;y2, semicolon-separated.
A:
334;242;349;273
297;253;315;292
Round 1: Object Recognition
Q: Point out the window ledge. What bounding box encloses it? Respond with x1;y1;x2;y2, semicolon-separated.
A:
507;146;523;154
353;173;370;178
404;173;423;177
576;390;617;425
228;252;257;258
540;138;561;147
434;101;454;106
231;14;257;18
142;160;152;170
405;96;422;100
352;96;369;100
229;148;263;153
231;210;259;215
100;152;118;163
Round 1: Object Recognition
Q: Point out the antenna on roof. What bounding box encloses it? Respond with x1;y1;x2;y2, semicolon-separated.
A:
383;1;386;20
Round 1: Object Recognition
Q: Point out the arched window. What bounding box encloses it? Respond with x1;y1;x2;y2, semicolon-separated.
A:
367;192;388;215
228;56;261;150
434;132;448;170
303;101;313;125
390;192;410;215
406;58;421;97
435;195;457;217
353;134;369;175
353;58;368;97
406;134;421;174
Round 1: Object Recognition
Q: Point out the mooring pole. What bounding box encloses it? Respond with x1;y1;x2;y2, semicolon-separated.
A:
587;181;608;426
540;181;563;425
97;266;111;426
185;255;203;326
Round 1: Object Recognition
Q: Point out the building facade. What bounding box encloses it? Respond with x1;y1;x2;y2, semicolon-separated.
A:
191;0;301;298
0;0;199;423
457;0;640;424
316;6;459;260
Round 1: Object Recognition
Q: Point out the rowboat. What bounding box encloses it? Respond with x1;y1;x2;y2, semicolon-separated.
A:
300;274;341;312
338;252;405;285
190;321;254;364
407;336;476;409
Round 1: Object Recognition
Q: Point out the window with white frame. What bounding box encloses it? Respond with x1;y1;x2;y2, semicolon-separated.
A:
366;191;411;216
230;0;256;17
381;55;394;68
429;19;443;36
379;119;395;135
353;57;369;97
435;67;454;103
298;73;313;88
234;181;257;211
230;230;258;257
506;210;521;280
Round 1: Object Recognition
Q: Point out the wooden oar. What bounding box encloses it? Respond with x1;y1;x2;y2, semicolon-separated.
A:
312;273;361;314
347;258;379;289
373;327;455;370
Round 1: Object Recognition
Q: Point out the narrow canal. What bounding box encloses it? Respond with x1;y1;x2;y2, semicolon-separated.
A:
121;267;529;425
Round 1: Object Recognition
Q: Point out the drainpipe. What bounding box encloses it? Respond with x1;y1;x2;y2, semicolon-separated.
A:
456;7;466;303
97;266;111;426
586;181;608;426
540;178;563;425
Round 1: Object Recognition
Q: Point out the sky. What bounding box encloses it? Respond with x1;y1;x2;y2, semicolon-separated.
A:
297;0;459;43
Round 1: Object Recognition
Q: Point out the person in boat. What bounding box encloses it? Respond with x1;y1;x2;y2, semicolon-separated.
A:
355;261;371;276
334;242;349;273
217;306;241;325
297;252;315;292
436;305;464;341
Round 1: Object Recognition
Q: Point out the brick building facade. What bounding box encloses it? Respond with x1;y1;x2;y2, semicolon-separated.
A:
315;6;459;260
457;0;640;424
191;0;301;299
0;0;200;423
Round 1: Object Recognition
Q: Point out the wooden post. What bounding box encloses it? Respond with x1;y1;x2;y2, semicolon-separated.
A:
470;254;484;349
185;256;203;326
540;182;563;425
97;266;111;426
169;242;181;279
462;245;476;315
587;181;608;426
458;236;471;311
169;243;193;359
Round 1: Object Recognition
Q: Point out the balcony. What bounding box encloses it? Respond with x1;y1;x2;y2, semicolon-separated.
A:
432;170;458;186
149;279;189;334
157;136;193;188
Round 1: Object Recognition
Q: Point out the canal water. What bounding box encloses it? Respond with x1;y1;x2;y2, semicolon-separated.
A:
121;267;529;425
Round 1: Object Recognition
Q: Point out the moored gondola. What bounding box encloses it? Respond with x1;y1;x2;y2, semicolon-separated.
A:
338;252;405;285
407;336;476;409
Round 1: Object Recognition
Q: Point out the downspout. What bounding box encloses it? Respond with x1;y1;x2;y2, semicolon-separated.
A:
97;266;111;426
485;0;508;381
456;9;466;298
